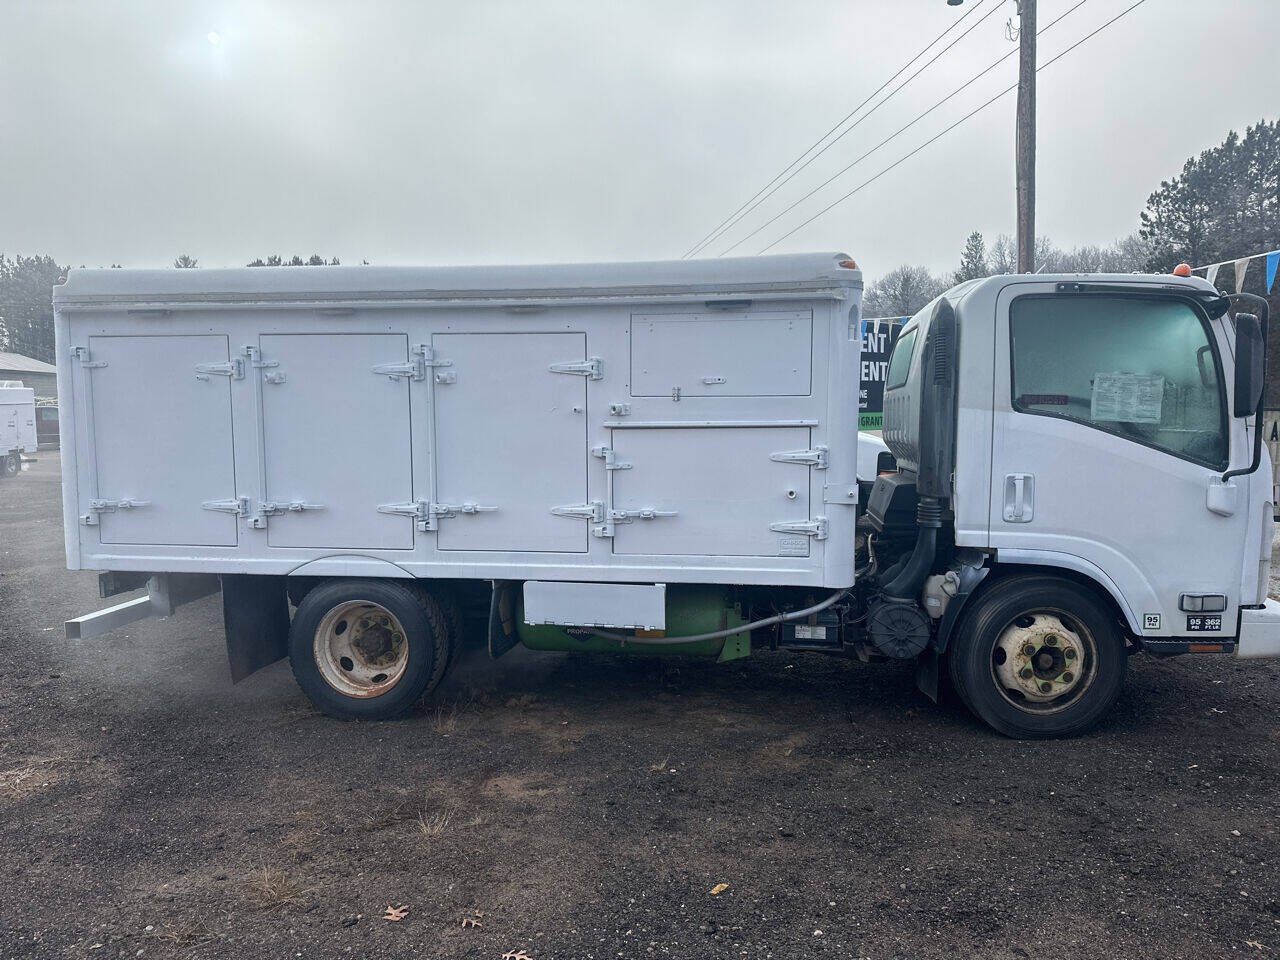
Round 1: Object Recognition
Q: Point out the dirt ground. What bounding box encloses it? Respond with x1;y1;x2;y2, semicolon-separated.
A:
4;453;1280;960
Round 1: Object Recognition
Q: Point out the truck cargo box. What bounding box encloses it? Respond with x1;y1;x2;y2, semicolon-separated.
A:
54;254;864;588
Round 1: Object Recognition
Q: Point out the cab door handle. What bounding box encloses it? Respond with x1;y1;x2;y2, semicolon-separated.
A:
1003;474;1034;523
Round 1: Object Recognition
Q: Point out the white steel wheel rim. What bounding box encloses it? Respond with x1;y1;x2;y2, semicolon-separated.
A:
313;600;410;698
990;609;1097;715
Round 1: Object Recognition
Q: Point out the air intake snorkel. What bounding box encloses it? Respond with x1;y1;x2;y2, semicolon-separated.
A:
879;297;957;601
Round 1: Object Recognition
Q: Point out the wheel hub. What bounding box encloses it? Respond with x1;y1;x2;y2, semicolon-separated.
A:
994;613;1083;702
313;601;409;698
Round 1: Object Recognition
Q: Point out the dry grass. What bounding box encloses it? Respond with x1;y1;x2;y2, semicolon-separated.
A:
649;756;671;773
432;703;459;736
154;919;213;946
246;866;313;910
416;809;453;837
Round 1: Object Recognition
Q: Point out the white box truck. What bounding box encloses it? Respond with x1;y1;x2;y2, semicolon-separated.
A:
0;380;36;478
54;254;1280;737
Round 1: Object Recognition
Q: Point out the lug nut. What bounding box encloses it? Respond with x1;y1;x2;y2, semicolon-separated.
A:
1020;667;1033;680
1022;644;1036;656
1040;682;1053;693
1064;648;1076;660
1062;672;1074;683
1045;635;1058;646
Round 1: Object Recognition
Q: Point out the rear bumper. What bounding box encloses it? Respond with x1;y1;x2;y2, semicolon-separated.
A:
1237;599;1280;659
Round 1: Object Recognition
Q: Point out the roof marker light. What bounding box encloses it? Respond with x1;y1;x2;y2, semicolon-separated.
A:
1173;263;1192;277
838;259;858;270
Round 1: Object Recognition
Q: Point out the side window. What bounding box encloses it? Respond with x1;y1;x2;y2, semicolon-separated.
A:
885;327;917;390
1010;295;1227;468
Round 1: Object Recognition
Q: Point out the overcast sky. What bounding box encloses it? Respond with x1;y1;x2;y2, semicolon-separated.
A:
2;0;1275;281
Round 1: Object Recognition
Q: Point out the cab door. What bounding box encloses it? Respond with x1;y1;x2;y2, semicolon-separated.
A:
988;285;1248;640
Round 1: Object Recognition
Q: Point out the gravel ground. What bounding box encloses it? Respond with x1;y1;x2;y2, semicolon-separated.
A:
3;452;1280;960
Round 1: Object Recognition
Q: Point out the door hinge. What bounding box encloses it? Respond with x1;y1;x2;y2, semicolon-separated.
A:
194;359;244;381
592;444;632;471
378;498;433;531
551;501;605;522
201;496;249;517
372;343;433;382
769;517;828;540
71;346;107;368
549;357;603;380
81;497;150;525
770;446;828;469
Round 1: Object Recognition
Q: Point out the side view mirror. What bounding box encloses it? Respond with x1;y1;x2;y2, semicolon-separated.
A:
1234;312;1264;417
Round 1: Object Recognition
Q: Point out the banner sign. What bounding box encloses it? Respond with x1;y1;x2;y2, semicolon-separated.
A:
858;317;904;429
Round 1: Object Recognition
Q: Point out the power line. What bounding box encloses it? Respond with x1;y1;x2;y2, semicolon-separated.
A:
755;0;1150;255
679;0;998;260
717;0;1090;257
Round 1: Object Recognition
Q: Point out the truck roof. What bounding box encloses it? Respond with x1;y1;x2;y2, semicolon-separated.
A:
54;253;862;309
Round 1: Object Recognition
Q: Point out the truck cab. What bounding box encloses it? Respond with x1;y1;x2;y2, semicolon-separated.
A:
864;271;1276;736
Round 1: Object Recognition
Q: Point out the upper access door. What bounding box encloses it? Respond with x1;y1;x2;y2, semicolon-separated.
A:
259;334;414;550
83;335;237;546
989;287;1249;639
432;332;588;553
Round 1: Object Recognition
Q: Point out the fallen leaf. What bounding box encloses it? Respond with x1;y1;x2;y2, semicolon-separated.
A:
461;910;483;928
503;951;534;960
1245;941;1267;951
710;883;728;895
383;905;409;922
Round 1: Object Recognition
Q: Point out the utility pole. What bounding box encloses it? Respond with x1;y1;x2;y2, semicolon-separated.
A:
1015;0;1036;273
948;0;1036;271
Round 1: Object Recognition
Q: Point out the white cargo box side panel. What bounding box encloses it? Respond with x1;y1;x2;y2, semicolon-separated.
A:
523;581;666;630
80;335;238;547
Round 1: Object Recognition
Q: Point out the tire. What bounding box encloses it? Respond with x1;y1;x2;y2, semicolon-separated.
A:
417;583;463;675
288;579;449;720
0;452;19;478
948;575;1126;739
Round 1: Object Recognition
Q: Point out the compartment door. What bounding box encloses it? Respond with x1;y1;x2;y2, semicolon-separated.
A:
87;335;237;546
610;426;814;557
260;334;413;550
432;332;588;553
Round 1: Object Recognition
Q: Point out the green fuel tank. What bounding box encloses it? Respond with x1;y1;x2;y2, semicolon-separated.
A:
516;585;752;661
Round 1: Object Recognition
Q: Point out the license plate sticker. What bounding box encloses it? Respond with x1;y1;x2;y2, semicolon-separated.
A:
1186;614;1223;632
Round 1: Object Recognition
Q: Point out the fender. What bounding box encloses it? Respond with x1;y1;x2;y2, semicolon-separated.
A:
915;563;989;703
286;554;416;580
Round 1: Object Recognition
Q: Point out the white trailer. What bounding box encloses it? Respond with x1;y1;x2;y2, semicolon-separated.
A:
55;257;1280;737
0;380;36;478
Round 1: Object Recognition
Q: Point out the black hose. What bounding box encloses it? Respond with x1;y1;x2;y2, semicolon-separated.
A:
880;497;943;601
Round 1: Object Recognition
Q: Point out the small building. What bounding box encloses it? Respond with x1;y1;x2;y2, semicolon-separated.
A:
0;351;57;399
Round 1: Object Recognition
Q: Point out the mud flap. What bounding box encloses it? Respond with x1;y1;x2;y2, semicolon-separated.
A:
915;646;940;704
488;579;520;659
223;574;290;683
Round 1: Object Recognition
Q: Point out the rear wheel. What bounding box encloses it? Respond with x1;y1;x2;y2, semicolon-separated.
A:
948;575;1126;738
289;579;449;720
0;452;19;478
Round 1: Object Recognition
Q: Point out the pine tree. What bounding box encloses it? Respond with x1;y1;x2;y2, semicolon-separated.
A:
953;231;988;284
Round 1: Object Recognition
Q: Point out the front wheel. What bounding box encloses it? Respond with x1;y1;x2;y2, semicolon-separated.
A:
289;579;450;720
0;452;19;478
948;575;1127;738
